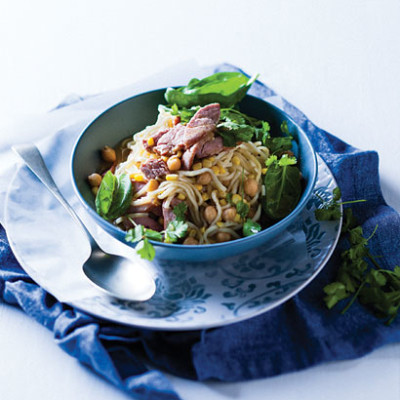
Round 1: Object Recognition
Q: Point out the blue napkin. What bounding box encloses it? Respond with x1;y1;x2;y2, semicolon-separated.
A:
1;64;400;400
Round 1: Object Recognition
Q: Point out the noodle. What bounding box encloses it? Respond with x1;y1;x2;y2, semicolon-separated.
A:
112;108;270;244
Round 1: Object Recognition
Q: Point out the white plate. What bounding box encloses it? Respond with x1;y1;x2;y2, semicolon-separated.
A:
5;154;341;330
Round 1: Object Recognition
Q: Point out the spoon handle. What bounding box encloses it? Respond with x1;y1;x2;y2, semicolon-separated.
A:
12;143;95;247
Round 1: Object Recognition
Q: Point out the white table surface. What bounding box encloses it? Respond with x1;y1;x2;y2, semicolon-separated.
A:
1;1;399;399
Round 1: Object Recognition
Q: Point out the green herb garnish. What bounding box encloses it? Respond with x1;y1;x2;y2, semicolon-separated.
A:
315;187;366;222
125;203;189;260
243;220;261;237
318;188;400;325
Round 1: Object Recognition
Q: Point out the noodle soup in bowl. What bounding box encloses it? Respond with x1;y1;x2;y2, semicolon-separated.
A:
71;88;317;262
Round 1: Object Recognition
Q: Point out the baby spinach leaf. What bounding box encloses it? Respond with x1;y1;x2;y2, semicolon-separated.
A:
107;173;133;220
95;171;117;218
263;155;301;220
95;171;133;220
165;72;257;108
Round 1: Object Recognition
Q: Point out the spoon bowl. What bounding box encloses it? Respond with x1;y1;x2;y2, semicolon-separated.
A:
12;143;156;302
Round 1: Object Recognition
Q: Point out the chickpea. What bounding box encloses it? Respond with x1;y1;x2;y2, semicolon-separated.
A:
101;145;116;163
197;172;212;185
216;232;231;242
204;205;217;224
222;207;237;222
183;237;199;245
244;178;259;197
147;179;159;192
167;156;181;171
88;173;102;187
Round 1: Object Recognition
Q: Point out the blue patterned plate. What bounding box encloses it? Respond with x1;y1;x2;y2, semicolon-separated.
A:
5;154;341;330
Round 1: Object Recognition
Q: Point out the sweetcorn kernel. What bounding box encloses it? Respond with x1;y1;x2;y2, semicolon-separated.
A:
200;227;206;234
234;214;242;223
248;174;255;180
177;193;186;200
220;199;227;206
216;221;225;227
262;168;268;175
162;156;169;162
202;193;210;201
208;156;215;162
218;191;226;198
202;159;213;168
132;173;145;182
211;166;220;174
168;119;174;128
147;137;155;146
166;174;179;181
219;166;227;174
194;184;203;191
232;194;242;204
232;156;241;166
176;150;183;158
192;162;203;171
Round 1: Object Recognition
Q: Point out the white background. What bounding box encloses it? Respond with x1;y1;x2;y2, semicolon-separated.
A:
1;1;399;399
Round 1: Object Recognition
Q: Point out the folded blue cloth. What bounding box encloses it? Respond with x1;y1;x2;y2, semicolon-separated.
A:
1;64;399;400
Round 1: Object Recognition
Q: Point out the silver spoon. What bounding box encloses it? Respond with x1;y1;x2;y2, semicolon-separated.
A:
12;143;156;301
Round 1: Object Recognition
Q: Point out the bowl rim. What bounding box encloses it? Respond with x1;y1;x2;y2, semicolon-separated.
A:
70;88;318;250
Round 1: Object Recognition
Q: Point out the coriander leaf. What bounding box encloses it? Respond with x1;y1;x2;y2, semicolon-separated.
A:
278;154;297;166
164;220;188;243
236;200;250;219
125;225;163;243
333;187;342;202
265;154;278;167
281;120;290;135
217;121;255;146
264;135;293;155
95;171;117;217
143;229;163;242
226;193;233;204
243;220;261;237
165;72;257;108
135;238;156;261
323;282;349;309
164;104;200;124
342;208;358;232
315;207;342;221
366;270;387;287
173;202;188;222
125;224;145;243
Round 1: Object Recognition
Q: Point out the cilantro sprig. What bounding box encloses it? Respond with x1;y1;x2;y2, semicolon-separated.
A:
125;202;189;261
317;188;400;325
315;187;366;222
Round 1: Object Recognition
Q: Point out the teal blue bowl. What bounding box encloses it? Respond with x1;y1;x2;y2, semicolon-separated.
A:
71;89;317;261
